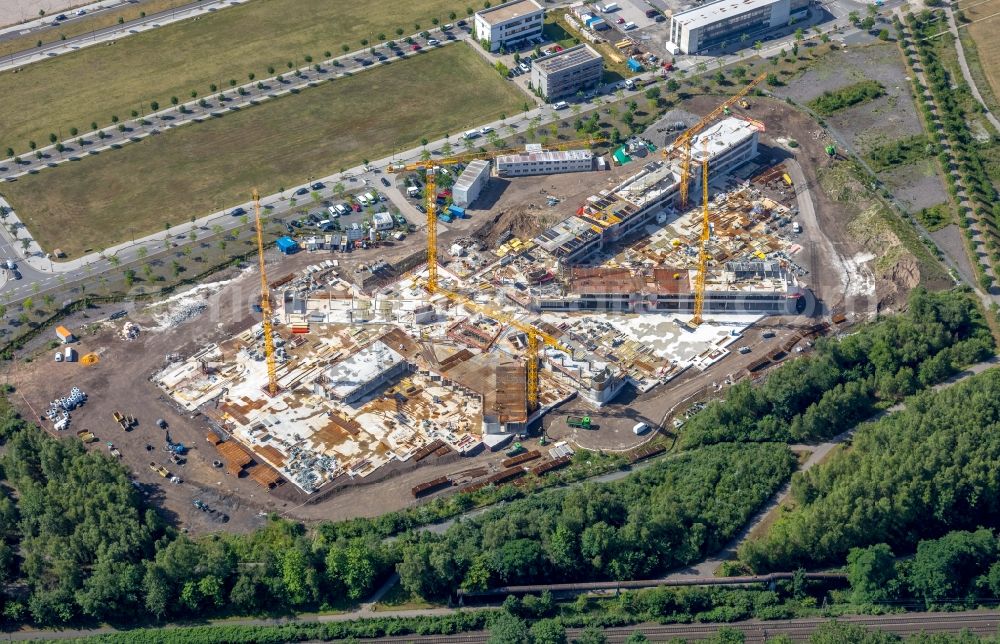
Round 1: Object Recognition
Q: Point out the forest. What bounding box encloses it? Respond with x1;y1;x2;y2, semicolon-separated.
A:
681;289;992;448
0;382;793;626
846;529;1000;609
395;443;795;598
739;368;1000;572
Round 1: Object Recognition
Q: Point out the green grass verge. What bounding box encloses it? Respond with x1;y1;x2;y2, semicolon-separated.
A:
0;45;525;257
0;0;469;151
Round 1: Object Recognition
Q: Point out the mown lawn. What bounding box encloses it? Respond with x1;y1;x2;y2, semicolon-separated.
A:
1;44;526;258
0;0;469;151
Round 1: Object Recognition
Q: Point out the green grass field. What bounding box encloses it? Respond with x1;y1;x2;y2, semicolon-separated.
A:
1;45;526;257
0;0;469;152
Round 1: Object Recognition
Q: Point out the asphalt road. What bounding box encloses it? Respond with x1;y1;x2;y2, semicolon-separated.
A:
0;0;235;70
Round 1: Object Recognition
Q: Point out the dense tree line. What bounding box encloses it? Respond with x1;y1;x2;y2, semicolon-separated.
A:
681;289;992;448
0;397;395;625
740;368;1000;571
847;529;1000;610
396;443;795;597
808;80;886;115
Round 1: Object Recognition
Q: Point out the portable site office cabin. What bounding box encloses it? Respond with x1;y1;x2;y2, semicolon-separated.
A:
56;325;75;343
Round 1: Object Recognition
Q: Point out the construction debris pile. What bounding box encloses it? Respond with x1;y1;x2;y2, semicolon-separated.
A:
120;321;141;341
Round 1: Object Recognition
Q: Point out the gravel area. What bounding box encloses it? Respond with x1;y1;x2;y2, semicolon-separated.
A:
777;42;923;154
881;159;951;213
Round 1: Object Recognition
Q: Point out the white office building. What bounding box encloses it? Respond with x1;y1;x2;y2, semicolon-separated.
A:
496;145;594;177
667;0;809;54
454;160;492;208
474;0;545;52
531;44;604;100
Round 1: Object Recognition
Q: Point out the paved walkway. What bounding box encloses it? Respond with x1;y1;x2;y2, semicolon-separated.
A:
945;7;1000;134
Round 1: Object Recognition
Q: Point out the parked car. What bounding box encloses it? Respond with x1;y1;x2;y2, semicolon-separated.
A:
311;182;325;190
380;177;391;187
519;62;529;72
230;207;246;216
427;38;440;46
616;16;625;24
411;44;421;51
295;187;308;196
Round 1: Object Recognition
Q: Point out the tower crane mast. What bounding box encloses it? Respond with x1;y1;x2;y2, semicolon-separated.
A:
666;73;767;208
252;189;279;396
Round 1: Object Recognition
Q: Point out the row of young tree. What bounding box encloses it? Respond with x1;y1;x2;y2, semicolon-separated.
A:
680;289;993;448
395;443;796;598
739;367;1000;572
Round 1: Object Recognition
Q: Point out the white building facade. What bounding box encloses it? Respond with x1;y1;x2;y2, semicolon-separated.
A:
453;159;492;208
496;145;594;177
667;0;809;54
531;44;604;100
474;0;545;52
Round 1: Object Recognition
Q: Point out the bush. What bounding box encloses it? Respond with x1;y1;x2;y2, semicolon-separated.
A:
808;80;886;115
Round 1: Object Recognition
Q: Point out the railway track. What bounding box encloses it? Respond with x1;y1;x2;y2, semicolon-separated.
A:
355;610;1000;643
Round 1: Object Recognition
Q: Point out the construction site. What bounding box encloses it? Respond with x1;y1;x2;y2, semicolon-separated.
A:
146;74;813;498
8;79;881;530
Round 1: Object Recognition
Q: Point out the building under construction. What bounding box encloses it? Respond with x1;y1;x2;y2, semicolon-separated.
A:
154;107;811;496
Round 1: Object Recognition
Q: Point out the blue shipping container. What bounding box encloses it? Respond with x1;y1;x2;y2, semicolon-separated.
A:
585;16;601;26
276;236;299;254
439;214;453;223
448;205;466;218
627;58;643;72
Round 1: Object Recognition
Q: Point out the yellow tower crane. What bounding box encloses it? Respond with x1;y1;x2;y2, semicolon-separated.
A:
690;140;711;327
665;73;767;208
388;137;600;410
387;136;606;293
252;189;279;396
436;288;571;411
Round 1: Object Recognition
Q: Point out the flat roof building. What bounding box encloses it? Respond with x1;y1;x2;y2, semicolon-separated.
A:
475;0;545;52
667;0;809;54
496;144;594;177
534;117;761;263
535;263;806;314
530;43;604;100
453;160;492;208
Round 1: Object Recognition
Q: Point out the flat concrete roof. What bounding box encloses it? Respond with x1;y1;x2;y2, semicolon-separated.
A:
534;43;602;75
672;0;783;29
691;117;758;161
477;0;544;25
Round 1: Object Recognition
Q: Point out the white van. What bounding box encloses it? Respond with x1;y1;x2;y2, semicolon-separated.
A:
358;194;371;206
464;130;481;140
632;422;649;435
554;100;569;110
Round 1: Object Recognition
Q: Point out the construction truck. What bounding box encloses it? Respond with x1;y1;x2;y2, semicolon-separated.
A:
107;442;122;458
77;429;97;443
149;462;170;478
505;442;525;458
567;415;592;429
